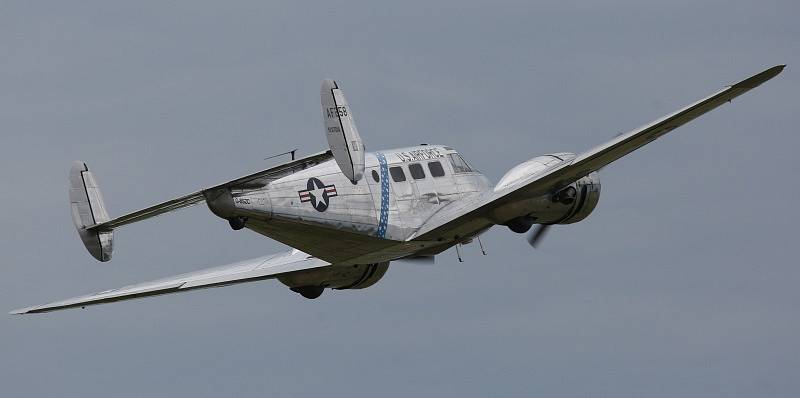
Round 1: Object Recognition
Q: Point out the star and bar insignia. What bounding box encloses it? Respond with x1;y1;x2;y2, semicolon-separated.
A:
298;177;338;212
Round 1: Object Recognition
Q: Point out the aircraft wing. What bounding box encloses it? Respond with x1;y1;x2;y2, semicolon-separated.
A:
412;65;785;240
11;250;328;314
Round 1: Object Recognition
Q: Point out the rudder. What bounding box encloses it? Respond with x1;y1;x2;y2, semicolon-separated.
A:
69;161;113;261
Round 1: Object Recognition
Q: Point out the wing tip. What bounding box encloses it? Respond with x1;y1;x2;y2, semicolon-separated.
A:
731;64;786;89
769;64;786;76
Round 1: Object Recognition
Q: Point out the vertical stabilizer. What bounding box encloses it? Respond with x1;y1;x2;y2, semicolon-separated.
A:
321;79;365;183
69;162;113;261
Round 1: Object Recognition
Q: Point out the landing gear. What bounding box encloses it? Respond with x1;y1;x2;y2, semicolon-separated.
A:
228;216;247;230
290;286;325;299
506;216;534;233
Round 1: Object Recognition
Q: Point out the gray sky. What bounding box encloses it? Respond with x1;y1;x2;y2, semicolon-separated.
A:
2;1;798;397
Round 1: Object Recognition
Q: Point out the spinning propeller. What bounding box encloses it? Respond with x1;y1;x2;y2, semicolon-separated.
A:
526;224;550;249
511;185;579;249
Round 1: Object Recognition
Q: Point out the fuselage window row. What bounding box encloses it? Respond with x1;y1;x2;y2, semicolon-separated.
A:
408;163;426;180
389;166;406;182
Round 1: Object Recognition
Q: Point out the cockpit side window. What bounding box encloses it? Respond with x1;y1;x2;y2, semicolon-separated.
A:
447;153;474;173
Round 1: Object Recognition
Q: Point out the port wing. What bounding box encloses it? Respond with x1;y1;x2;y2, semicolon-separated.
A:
11;250;328;314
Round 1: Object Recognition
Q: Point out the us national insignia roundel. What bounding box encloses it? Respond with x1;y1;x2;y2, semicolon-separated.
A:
297;177;338;212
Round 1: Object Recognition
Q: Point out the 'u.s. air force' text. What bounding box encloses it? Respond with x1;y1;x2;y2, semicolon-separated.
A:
395;148;444;162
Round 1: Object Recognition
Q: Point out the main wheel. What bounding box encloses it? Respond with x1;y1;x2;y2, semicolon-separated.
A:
290;286;324;299
228;216;247;230
506;216;534;233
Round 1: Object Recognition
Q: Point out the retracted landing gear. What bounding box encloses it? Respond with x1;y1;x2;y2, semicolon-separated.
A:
228;216;248;230
290;286;325;299
505;216;534;233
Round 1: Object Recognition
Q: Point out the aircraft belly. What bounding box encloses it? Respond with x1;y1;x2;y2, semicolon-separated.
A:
245;218;396;263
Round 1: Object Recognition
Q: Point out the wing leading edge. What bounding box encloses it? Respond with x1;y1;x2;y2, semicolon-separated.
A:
412;65;785;240
537;64;785;193
11;250;328;314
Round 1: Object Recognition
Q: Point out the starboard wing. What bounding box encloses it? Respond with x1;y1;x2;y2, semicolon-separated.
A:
411;65;785;241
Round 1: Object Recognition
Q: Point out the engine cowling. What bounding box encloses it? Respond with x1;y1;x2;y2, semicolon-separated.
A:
538;172;601;224
492;153;601;226
494;152;576;191
278;262;389;292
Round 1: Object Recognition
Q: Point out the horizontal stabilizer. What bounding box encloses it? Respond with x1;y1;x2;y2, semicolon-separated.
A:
86;150;332;232
68;151;332;262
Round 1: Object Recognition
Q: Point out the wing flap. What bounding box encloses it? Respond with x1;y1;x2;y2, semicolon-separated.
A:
11;250;328;314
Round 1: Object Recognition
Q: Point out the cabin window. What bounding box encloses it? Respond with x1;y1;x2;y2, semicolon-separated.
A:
389;166;406;182
371;169;380;182
408;163;425;179
448;153;474;173
428;161;445;177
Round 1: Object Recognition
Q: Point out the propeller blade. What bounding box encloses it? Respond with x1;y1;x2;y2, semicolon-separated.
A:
527;225;550;248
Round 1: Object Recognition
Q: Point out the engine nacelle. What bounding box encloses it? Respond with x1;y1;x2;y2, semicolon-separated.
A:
278;262;389;292
494;152;576;191
492;153;601;226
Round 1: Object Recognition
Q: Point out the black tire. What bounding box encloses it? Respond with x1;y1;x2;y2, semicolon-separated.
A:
506;217;534;233
290;286;324;299
228;216;247;230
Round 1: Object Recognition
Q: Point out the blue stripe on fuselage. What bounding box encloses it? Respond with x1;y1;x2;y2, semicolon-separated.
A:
376;152;390;238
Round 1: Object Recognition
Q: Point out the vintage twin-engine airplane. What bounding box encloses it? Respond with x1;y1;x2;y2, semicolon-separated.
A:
12;65;784;314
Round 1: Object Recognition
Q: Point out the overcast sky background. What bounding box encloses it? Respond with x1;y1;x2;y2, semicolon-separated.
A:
1;1;798;397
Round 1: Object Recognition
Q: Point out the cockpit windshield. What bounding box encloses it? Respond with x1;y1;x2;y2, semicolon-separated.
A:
448;153;475;173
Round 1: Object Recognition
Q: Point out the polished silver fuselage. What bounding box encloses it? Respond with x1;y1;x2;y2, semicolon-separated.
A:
204;144;601;266
207;145;492;260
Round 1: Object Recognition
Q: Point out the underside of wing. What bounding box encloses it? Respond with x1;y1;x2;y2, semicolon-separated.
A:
11;250;328;314
245;218;437;264
411;65;785;241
